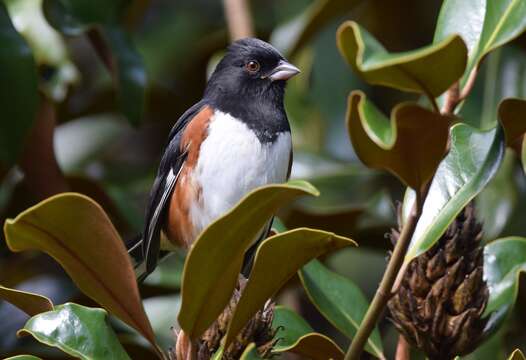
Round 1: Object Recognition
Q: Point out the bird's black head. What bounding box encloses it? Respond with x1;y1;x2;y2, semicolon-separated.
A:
204;38;300;107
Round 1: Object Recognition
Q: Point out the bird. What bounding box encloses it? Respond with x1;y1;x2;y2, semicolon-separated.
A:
127;38;300;280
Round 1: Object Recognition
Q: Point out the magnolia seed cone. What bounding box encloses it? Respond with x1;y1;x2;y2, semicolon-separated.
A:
171;277;277;360
388;204;488;360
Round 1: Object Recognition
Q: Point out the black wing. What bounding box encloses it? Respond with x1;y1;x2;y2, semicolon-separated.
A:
142;100;208;276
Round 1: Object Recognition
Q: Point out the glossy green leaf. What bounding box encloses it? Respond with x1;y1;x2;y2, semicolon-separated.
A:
508;349;526;360
43;0;146;125
483;237;526;327
476;150;517;241
19;303;130;360
346;91;450;191
272;306;312;352
239;343;262;360
224;228;355;347
4;356;43;360
404;123;504;262
282;333;344;360
337;21;467;96
0;2;38;166
0;285;53;316
178;181;319;340
4;193;159;354
434;0;526;87
499;98;526;146
299;259;384;359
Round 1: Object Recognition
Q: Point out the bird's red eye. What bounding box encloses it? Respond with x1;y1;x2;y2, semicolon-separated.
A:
245;60;260;73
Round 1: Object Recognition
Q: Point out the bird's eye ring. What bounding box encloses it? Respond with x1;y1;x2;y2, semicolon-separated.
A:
245;60;260;73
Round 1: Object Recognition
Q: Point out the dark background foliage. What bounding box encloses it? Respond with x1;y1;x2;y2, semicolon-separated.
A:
1;0;526;358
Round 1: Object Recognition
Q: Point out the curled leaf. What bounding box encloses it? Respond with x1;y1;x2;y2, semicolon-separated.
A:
0;285;53;316
337;21;467;96
346;91;450;191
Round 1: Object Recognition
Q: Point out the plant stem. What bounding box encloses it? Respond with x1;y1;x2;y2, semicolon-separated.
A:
344;196;423;360
395;335;410;360
222;0;254;40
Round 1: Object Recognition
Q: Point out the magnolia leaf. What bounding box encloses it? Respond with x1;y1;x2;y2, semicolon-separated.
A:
43;0;146;125
508;349;526;360
434;0;526;87
0;285;53;316
483;237;526;332
4;356;43;360
4;193;160;354
337;21;467;97
0;2;38;166
239;343;262;360
522;137;526;173
299;259;384;359
498;98;526;146
404;124;504;262
178;181;319;340
224;228;355;347
346;91;450;192
272;306;312;352
282;333;344;360
271;306;344;359
19;303;130;360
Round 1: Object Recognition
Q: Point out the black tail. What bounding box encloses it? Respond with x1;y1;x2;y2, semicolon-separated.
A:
125;234;149;281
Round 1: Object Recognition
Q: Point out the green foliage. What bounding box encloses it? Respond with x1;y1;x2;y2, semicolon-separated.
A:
404;124;505;262
178;181;318;340
434;0;526;87
483;237;526;327
0;2;38;166
43;0;146;125
224;228;355;347
0;285;53;316
19;303;131;360
3;193;159;352
337;20;467;97
299;259;384;359
346;91;450;191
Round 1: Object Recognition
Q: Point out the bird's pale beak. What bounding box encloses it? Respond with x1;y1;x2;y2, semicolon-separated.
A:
268;60;300;81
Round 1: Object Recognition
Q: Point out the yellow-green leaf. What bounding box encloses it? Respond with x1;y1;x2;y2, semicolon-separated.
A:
283;333;344;360
508;349;526;360
0;285;53;316
224;228;355;347
4;356;42;360
346;91;450;191
178;181;319;340
498;98;526;146
3;193;160;355
337;21;467;97
239;343;262;360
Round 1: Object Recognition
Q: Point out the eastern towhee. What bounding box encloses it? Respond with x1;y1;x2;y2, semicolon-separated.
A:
128;38;300;280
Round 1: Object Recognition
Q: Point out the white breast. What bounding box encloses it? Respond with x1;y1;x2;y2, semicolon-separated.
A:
189;110;291;236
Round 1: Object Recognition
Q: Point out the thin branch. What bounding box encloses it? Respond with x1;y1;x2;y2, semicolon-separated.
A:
459;66;479;102
395;335;410;360
441;82;460;115
222;0;254;41
344;194;423;360
19;96;69;200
